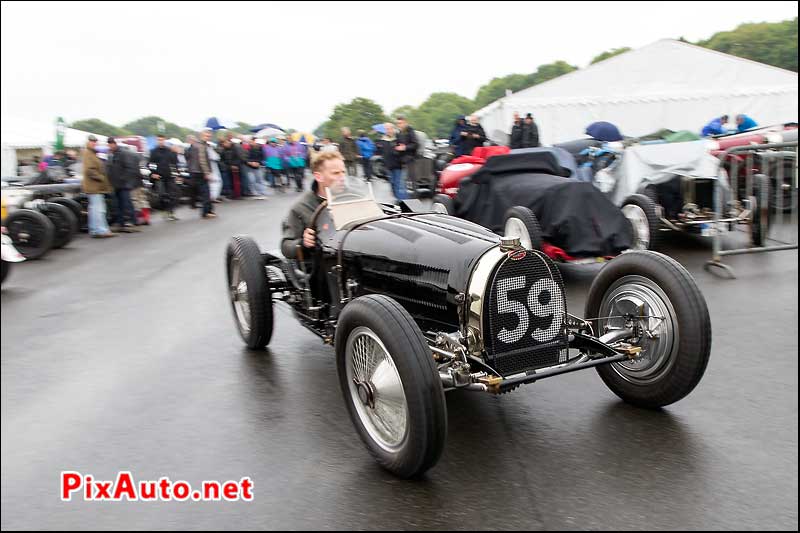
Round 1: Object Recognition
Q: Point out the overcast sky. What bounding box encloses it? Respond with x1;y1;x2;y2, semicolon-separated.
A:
1;1;797;133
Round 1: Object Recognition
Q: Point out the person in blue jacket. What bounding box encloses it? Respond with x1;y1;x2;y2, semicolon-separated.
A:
701;115;729;137
735;114;758;133
449;116;467;156
356;130;376;181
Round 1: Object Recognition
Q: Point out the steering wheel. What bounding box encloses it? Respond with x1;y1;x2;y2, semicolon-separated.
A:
297;199;328;264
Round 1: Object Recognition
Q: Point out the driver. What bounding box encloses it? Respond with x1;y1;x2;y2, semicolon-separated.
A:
280;151;346;259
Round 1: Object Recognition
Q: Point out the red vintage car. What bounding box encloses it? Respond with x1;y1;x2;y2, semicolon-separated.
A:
436;146;511;198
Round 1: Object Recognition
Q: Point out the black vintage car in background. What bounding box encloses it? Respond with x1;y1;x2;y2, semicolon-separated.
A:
225;181;712;478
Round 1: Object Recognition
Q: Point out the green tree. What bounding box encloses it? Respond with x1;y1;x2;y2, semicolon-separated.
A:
527;60;578;86
407;92;474;138
312;122;327;139
473;73;535;110
473;61;577;109
696;17;798;72
322;97;388;140
122;116;193;139
69;118;130;137
590;47;632;65
390;105;417;119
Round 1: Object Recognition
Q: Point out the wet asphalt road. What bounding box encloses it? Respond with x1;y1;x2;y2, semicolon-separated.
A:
1;178;797;530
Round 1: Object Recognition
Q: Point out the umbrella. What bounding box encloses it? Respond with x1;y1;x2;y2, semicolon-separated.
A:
255;127;286;139
205;117;237;131
371;123;386;135
586;121;623;142
249;123;285;133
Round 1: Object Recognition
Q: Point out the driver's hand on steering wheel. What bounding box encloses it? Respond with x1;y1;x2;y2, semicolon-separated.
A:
303;227;316;248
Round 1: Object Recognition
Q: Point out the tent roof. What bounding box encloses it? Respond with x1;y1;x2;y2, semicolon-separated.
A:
1;117;107;150
475;39;798;113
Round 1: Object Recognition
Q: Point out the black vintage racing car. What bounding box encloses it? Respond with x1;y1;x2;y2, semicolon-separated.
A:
225;181;712;478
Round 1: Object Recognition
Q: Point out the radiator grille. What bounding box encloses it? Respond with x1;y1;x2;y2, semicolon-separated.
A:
484;250;569;376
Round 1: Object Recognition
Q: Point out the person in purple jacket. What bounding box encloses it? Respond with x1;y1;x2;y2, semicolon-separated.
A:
283;138;307;192
263;138;285;191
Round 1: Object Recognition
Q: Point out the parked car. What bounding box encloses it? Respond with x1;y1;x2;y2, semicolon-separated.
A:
1;180;76;258
596;139;773;248
433;149;642;261
225;179;712;478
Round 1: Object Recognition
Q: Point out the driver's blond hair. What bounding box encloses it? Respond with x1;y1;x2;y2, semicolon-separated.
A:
311;150;344;173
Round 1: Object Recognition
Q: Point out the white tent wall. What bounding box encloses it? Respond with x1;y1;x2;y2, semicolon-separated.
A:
483;90;798;146
474;39;798;146
2;144;18;178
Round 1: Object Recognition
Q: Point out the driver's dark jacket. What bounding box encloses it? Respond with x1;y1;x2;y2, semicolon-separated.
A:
281;190;325;259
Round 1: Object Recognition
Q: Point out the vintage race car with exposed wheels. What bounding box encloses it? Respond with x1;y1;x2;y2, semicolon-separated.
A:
225;181;712;478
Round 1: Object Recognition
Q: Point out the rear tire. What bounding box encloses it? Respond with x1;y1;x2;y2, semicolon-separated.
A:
621;194;660;251
585;251;711;408
226;236;273;349
39;202;78;249
5;209;55;260
503;206;543;250
336;295;447;478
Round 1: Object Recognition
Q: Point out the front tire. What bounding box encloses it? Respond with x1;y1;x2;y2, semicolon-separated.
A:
336;295;447;478
503;206;543;250
5;209;55;260
226;236;274;349
585;251;711;408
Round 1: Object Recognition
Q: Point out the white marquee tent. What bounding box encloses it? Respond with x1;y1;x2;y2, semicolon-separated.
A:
1;118;108;177
474;39;798;146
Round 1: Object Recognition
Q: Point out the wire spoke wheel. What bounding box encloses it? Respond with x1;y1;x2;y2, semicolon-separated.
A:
345;327;409;452
229;257;251;336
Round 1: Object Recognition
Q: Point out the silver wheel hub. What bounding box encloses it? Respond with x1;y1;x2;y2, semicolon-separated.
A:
345;327;409;452
598;275;678;385
229;258;251;335
622;204;650;250
504;217;532;249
